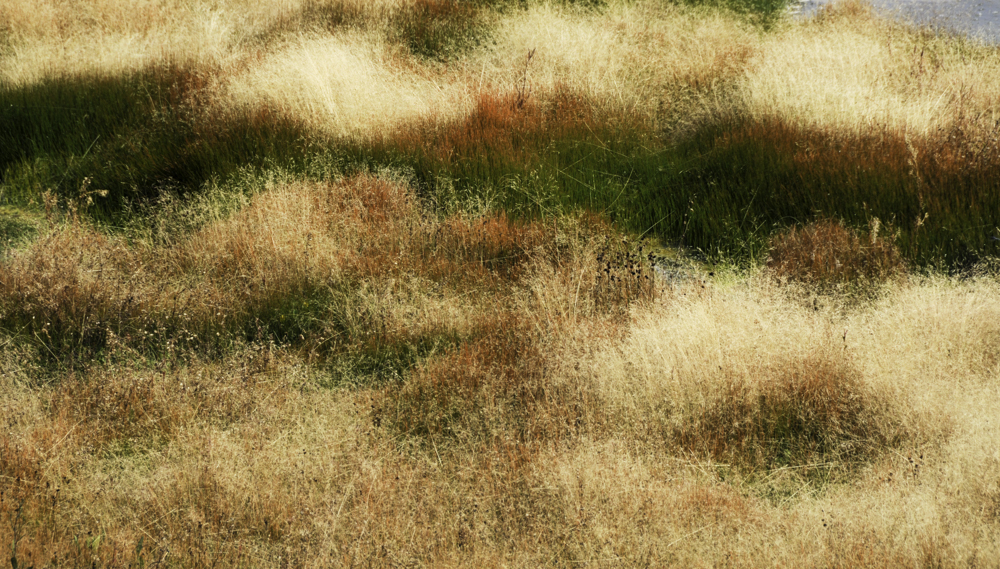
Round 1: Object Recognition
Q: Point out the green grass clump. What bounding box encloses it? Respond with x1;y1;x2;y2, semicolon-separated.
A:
322;88;998;268
392;0;492;61
0;206;42;252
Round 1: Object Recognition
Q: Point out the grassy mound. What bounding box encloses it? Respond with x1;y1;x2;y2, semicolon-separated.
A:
674;351;905;472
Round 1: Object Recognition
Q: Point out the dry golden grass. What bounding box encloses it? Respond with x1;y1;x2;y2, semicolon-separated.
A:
552;275;999;565
1;0;761;138
743;0;1000;138
477;1;758;120
5;0;998;151
0;0;406;86
3;235;999;565
220;31;472;139
4;1;1000;566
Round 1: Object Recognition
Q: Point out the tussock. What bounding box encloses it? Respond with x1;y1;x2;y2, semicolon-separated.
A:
584;279;915;474
221;32;472;139
766;218;905;286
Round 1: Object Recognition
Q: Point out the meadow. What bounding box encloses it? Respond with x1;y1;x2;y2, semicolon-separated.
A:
1;0;999;566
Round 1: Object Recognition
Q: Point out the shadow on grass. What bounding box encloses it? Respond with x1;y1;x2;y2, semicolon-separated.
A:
4;65;999;270
0;65;309;216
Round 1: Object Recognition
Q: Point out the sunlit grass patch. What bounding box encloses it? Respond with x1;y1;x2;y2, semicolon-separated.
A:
220;32;472;140
745;0;1000;137
0;0;361;85
482;1;758;119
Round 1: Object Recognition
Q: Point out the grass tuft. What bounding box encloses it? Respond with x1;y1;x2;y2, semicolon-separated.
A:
675;350;904;472
384;310;579;445
393;0;489;61
766;218;906;286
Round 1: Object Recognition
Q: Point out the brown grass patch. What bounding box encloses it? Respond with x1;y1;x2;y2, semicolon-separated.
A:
384;309;582;445
0;221;149;364
391;86;599;169
674;350;903;471
767;219;905;286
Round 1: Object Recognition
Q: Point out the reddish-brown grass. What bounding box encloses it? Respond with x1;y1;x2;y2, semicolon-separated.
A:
385;309;583;445
766;218;905;286
390;86;599;169
675;351;902;470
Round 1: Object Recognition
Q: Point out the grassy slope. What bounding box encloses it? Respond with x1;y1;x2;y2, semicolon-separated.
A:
1;0;1000;567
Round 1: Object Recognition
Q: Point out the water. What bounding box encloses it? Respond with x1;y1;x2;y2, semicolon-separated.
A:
790;0;1000;43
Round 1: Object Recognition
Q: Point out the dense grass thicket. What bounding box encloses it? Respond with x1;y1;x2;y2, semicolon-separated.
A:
2;0;1000;567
